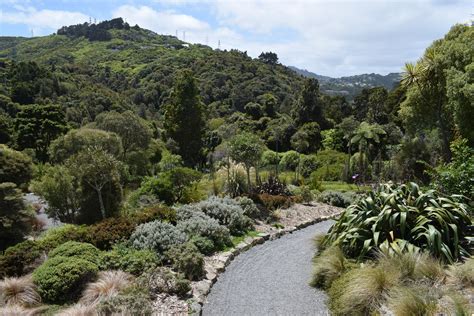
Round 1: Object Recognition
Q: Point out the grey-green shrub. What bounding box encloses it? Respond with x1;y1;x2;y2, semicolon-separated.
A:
317;190;353;207
139;267;190;298
176;211;231;250
48;241;101;265
236;196;261;219
129;221;186;255
32;256;98;303
100;244;160;275
166;242;204;281
96;285;152;316
197;196;253;235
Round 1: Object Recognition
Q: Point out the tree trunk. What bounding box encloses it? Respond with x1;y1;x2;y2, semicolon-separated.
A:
246;166;251;188
96;188;106;219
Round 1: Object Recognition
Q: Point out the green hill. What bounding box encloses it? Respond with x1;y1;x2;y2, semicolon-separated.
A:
0;18;305;127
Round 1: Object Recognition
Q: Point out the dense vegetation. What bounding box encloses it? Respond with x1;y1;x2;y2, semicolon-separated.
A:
0;17;472;314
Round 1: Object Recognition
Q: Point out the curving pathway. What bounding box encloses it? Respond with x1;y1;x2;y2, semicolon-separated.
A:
202;220;334;316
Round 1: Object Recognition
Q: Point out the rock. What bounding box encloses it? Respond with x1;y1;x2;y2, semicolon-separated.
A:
192;280;212;303
189;302;202;316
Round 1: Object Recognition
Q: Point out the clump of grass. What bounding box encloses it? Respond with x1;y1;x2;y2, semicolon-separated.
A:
328;265;401;315
447;256;474;288
56;304;97;316
0;275;41;307
0;305;46;316
435;291;471;316
312;234;326;251
80;270;134;305
385;285;438;316
310;246;347;289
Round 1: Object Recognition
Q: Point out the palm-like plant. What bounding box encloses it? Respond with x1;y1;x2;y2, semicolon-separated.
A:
323;182;472;263
349;122;386;181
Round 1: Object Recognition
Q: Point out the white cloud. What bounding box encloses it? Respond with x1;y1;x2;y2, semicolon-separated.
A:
1;8;88;35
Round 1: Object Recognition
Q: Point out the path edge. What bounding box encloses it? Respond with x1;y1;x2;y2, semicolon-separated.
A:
189;209;344;315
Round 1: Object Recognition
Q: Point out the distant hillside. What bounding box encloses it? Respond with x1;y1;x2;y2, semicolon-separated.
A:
290;66;401;100
0;18;305;127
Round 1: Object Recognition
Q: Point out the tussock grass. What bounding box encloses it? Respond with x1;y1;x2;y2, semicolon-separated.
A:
447;256;474;288
310;246;348;289
56;304;97;316
385;285;438;316
0;275;41;307
0;305;46;316
328;265;401;315
80;270;134;305
312;234;326;251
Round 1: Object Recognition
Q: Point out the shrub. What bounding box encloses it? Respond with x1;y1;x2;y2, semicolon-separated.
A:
317;190;353;207
310;247;348;290
32;256;99;303
254;193;295;211
139;267;190;298
131;204;177;224
48;241;102;265
196;196;253;235
299;154;320;178
0;240;44;278
313;165;344;181
88;217;136;250
236;196;261;219
129;221;187;255
323;183;473;263
290;185;314;203
0;275;41;307
224;169;248;198
80;270;134;305
176;211;231;251
254;176;291;196
100;244;160;276
189;236;216;256
38;224;90;252
96;285;152;316
166;242;205;281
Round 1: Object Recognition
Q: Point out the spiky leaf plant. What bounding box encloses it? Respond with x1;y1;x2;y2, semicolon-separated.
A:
323;182;472;263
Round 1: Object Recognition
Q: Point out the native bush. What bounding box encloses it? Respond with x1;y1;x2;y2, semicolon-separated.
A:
100;244;160;276
236;196;262;219
38;224;90;252
88;217;136;250
129;221;187;255
317;190;353;208
253;193;295;211
96;285;153;316
32;256;99;303
48;241;102;265
176;209;231;250
322;183;473;263
0;240;44;278
196;196;253;235
189;236;216;256
139;267;190;298
130;204;177;224
166;242;205;281
254;176;291;196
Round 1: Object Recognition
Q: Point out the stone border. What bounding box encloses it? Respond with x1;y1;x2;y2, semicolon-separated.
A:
189;210;344;315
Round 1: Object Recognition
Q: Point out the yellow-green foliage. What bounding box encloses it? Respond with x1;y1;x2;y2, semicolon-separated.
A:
310;247;349;289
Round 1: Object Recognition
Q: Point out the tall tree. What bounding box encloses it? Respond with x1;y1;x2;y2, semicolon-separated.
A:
292;78;326;128
93;110;151;157
15;104;67;162
163;70;205;167
229;132;265;187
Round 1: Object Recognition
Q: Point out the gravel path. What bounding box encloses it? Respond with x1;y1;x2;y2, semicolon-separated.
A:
202;220;334;316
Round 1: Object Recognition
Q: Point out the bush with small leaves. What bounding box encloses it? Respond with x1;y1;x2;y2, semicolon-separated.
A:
317;190;353;208
100;244;160;276
32;256;99;303
48;241;102;265
88;217;136;250
236;196;262;219
129;221;187;255
139;267;190;298
253;193;295;211
38;224;91;252
131;204;177;224
176;210;231;251
166;242;204;281
190;236;216;256
254;176;291;196
0;240;44;278
197;196;253;235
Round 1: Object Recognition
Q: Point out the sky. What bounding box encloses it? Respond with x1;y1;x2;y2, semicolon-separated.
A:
0;0;471;77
